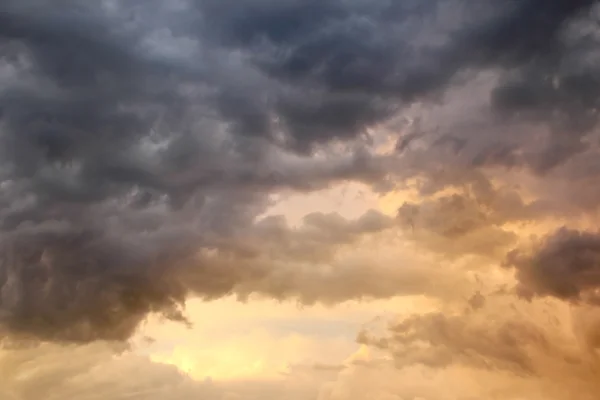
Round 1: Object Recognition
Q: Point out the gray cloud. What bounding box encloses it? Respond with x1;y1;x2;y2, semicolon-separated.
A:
1;0;600;343
506;228;600;303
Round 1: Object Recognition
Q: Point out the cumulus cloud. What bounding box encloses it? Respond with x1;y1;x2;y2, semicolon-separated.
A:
506;228;600;303
1;0;600;350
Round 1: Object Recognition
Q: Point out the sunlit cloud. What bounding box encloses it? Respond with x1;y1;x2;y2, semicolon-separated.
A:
3;0;600;399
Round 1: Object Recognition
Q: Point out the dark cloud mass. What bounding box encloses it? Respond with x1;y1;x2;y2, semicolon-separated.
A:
1;0;600;342
507;228;600;303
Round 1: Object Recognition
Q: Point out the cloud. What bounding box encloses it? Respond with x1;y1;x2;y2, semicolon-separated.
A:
353;296;600;400
7;1;600;399
506;228;600;303
2;0;600;346
0;333;349;400
0;343;232;400
0;203;470;342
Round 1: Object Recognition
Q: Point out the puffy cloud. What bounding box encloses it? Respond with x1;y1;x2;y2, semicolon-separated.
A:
6;0;600;399
1;0;600;350
506;228;600;303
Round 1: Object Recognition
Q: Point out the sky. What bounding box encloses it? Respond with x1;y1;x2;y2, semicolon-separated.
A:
2;0;600;399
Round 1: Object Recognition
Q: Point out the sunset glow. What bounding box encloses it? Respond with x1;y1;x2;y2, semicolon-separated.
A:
3;1;600;399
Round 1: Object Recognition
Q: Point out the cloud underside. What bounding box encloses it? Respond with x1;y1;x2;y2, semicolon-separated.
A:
1;0;600;349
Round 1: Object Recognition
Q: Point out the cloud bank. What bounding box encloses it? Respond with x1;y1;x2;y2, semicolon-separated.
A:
1;0;600;366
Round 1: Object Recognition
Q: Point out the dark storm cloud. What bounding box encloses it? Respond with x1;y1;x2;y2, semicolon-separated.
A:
197;0;593;92
191;0;600;154
506;228;600;304
1;0;600;342
0;1;391;341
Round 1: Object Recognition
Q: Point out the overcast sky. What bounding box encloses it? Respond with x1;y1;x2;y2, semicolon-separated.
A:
2;1;600;399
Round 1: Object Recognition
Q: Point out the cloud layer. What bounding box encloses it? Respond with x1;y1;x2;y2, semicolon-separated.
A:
1;0;600;355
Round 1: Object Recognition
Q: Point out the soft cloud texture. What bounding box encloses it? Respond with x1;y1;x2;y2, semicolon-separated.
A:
3;0;600;399
2;0;600;342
